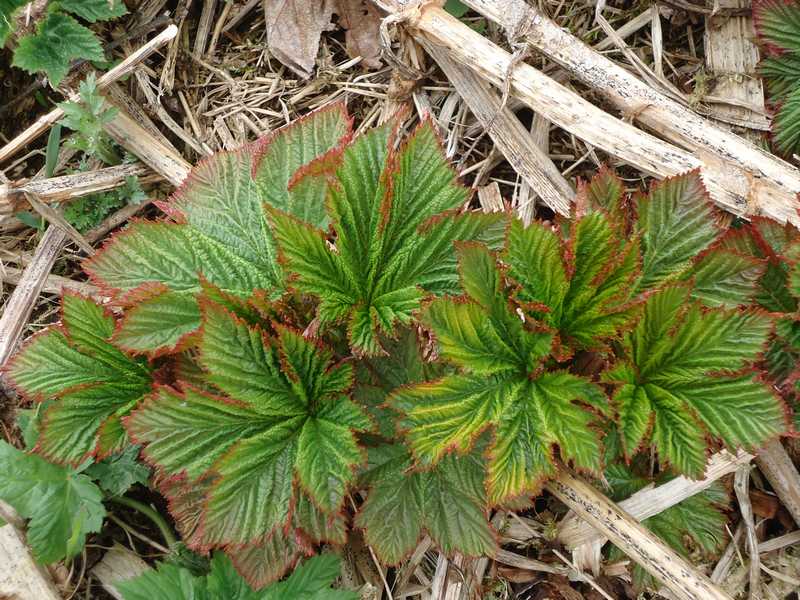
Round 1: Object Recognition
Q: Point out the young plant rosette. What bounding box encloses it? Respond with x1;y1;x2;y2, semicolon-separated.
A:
5;104;793;589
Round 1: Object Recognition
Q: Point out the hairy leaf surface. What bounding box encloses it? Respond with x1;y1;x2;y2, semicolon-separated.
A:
606;285;785;476
12;12;104;85
356;444;495;563
606;463;728;589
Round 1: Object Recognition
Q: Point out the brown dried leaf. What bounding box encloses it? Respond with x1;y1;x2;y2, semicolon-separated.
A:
262;0;335;78
336;0;382;68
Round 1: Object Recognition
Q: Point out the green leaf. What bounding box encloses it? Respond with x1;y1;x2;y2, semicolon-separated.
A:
636;171;718;291
578;165;626;226
0;441;106;564
113;289;201;354
356;444;495;563
609;285;786;476
683;248;764;307
87;104;351;353
85;444;150;496
118;552;262;600
7;293;151;464
772;84;800;155
127;301;368;550
394;243;608;503
45;123;62;178
13;12;104;86
263;554;358;600
760;53;800;99
506;212;637;352
273;120;506;355
60;0;128;22
444;0;469;18
754;0;800;54
391;372;602;504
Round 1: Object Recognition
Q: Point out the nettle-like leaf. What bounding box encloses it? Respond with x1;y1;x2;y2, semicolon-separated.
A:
118;551;356;600
754;0;800;154
356;443;496;564
271;119;506;356
6;293;152;465
60;0;128;23
85;444;151;496
0;441;106;564
85;104;352;355
605;284;786;476
12;11;104;86
127;301;368;585
605;463;728;590
393;243;609;504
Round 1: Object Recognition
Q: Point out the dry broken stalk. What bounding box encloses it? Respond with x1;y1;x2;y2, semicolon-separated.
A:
0;163;155;215
457;0;800;223
733;467;761;600
373;1;797;225
0;504;61;600
755;439;800;528
558;449;754;548
0;25;178;166
423;41;573;216
546;471;734;600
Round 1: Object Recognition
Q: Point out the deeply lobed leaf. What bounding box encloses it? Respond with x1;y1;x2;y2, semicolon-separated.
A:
356;444;495;564
393;243;608;503
86;104;352;354
272;119;506;355
6;293;152;464
607;285;786;476
127;301;368;559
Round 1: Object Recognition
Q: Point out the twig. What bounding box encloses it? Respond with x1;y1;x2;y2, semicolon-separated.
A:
755;439;800;528
559;449;753;548
423;41;573;216
547;470;733;600
375;2;782;223
0;163;154;214
24;193;95;256
455;0;800;224
552;549;614;600
711;524;744;584
734;467;761;600
758;529;800;554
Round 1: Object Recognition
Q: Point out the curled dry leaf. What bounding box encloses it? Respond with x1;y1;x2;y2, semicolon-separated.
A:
262;0;336;78
336;0;383;68
262;0;382;77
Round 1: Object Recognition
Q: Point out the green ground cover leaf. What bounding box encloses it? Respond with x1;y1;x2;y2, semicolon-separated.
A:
12;12;104;85
0;441;105;564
